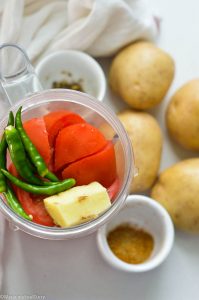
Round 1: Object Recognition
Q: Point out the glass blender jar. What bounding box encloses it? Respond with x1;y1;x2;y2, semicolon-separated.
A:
0;44;134;239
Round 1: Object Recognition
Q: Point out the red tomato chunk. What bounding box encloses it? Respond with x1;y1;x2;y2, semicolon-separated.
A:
107;177;120;202
9;164;54;226
23;118;51;165
62;142;117;188
54;123;108;171
43;110;85;147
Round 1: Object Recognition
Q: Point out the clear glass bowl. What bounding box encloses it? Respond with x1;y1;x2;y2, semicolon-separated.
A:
0;90;134;239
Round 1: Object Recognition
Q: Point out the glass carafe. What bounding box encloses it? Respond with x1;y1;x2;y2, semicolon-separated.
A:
0;44;134;240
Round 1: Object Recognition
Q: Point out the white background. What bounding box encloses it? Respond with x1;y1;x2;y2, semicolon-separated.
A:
2;0;199;299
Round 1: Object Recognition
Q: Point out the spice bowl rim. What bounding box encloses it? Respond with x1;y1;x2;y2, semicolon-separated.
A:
97;194;174;273
35;49;106;101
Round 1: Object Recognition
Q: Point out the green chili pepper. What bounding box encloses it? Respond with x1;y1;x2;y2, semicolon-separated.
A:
0;112;14;192
0;113;31;220
4;185;32;220
42;180;60;186
45;171;59;182
5;125;44;185
15;107;59;182
1;169;76;195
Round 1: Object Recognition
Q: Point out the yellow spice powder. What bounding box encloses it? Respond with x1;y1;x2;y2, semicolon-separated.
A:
107;224;154;264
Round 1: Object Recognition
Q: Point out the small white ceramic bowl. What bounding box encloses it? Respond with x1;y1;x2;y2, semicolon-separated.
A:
97;195;174;272
35;50;106;101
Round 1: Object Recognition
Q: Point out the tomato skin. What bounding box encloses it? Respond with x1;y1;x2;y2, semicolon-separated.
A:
62;142;117;188
23;118;51;165
15;189;54;226
107;177;120;202
44;111;69;132
43;110;85;147
9;164;55;227
55;123;107;171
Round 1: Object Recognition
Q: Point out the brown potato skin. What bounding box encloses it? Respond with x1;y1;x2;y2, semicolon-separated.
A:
151;159;199;233
118;110;162;193
109;42;175;110
166;79;199;151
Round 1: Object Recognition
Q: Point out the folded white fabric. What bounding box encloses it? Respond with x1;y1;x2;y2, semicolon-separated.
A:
0;0;159;63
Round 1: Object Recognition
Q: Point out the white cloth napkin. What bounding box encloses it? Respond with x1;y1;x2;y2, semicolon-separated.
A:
0;0;159;63
0;0;160;291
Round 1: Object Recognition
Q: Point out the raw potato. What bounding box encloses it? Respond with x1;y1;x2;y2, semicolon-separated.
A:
118;110;162;193
109;41;175;110
166;79;199;151
151;159;199;233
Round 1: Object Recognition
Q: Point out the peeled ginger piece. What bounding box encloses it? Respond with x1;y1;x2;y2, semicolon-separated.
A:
44;182;111;228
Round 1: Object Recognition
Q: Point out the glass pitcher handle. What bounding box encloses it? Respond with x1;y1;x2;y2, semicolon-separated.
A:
0;43;43;106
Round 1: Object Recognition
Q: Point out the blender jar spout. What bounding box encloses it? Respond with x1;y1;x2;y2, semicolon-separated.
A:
0;43;43;105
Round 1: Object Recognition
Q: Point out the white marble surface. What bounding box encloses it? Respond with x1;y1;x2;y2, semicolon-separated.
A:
2;0;199;299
